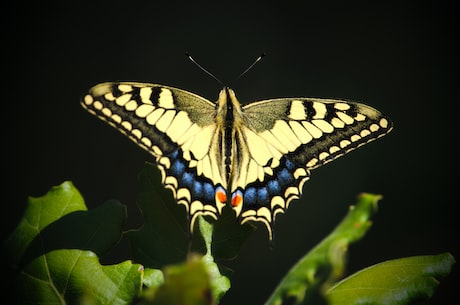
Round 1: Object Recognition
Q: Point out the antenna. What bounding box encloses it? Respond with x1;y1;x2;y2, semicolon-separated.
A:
185;52;223;85
234;52;266;82
185;52;266;86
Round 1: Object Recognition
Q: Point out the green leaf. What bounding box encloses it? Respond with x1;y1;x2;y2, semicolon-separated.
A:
141;256;215;305
138;217;231;305
126;163;190;269
196;216;231;302
264;193;382;305
326;253;456;305
5;181;143;305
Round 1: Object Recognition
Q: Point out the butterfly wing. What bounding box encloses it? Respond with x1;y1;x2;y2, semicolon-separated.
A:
82;82;227;230
233;97;392;238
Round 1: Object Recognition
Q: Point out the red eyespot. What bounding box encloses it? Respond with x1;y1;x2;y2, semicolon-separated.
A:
231;190;243;207
216;186;227;204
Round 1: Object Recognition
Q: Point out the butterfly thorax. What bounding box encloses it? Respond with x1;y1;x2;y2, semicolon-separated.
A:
214;87;248;213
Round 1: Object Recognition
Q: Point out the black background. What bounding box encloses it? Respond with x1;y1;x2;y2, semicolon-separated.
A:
4;1;457;304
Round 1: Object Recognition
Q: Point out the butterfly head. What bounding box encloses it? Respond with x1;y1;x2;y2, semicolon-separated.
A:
216;87;244;121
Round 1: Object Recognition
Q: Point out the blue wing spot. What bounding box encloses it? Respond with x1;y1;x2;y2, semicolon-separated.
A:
243;187;257;205
278;168;294;186
182;172;194;187
285;159;295;170
267;180;281;195
170;149;179;159
171;159;185;175
203;182;215;202
193;181;203;194
258;187;269;203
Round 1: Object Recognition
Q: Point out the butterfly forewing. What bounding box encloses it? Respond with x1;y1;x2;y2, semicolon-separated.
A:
230;97;391;237
82;82;228;229
82;83;392;241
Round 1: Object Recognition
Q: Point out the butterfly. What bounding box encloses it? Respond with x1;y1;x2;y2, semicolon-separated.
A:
81;83;392;241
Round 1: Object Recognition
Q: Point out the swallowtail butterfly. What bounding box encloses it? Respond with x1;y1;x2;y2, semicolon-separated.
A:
82;83;392;240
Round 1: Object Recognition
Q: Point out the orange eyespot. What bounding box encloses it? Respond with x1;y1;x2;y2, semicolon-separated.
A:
231;190;243;207
216;187;227;204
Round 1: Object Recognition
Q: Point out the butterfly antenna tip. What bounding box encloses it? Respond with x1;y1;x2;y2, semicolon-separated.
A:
185;52;223;85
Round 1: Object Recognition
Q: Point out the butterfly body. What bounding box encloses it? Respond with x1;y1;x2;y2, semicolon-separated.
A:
82;82;392;240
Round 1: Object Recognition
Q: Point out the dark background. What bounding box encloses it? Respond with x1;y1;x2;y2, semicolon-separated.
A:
4;1;457;304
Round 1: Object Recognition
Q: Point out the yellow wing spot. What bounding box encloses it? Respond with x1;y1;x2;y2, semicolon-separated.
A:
297;176;310;195
190;200;204;216
270;196;286;210
241;209;256;218
312;119;334;133
355;113;366;121
158;88;175;109
116;94;132;107
294;167;307;179
319;151;330;160
360;129;371;137
111;114;122;124
146;108;165;125
289;121;313;144
204;204;218;213
302;121;323;138
83;95;93;105
177;188;192;207
350;134;361;142
121;121;132;131
135;104;155;118
152;145;162;156
125;99;138;111
306;157;318;167
264;166;273;176
334;102;350;111
165;176;178;189
337;112;354;125
156;110;176;132
256;207;272;222
131;129;142;139
104;92;116;101
141;137;152;147
330;117;345;128
312;102;327;119
118;84;133;92
93;101;103;110
379;118;389;128
102;107;112;117
288;100;306;120
369;123;380;132
329;145;340;154
340;139;351;148
284;186;300;199
159;156;171;169
140;87;153;104
258;165;266;181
